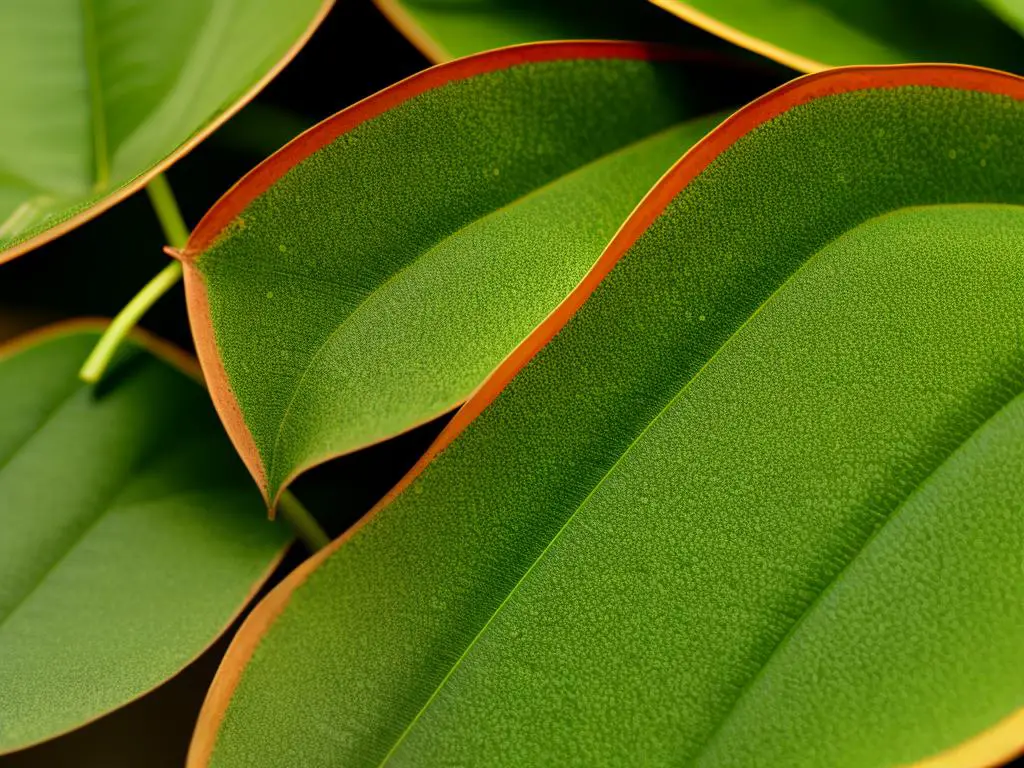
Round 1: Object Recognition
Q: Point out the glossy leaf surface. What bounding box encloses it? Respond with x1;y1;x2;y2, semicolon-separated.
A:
192;66;1024;768
373;0;720;62
181;42;771;504
0;0;330;261
0;325;287;754
650;0;1024;72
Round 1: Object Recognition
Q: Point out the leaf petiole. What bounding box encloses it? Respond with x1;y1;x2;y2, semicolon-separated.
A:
278;491;331;551
79;174;188;384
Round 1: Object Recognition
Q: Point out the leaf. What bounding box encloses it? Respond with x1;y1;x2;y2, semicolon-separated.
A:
373;0;722;62
982;0;1024;34
650;0;1024;72
179;41;774;505
190;65;1024;768
0;0;332;262
0;323;288;754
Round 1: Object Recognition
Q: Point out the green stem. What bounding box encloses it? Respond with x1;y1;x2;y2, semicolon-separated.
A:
79;260;183;383
278;491;331;551
145;173;190;249
80;173;331;551
78;174;187;384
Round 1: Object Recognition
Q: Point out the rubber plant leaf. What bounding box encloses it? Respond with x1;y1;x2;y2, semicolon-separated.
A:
178;41;775;507
0;323;288;754
373;0;725;62
0;0;332;262
188;64;1024;768
650;0;1024;73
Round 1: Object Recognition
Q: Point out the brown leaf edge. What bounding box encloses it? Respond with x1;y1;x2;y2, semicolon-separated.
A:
172;39;752;510
186;62;1024;768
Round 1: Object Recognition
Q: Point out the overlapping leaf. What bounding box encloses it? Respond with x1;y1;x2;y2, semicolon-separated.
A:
0;0;330;261
0;325;287;754
190;65;1024;767
373;0;720;61
650;0;1024;72
179;42;774;505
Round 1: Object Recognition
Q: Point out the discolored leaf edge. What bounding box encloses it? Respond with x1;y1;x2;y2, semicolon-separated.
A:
0;319;290;756
175;40;738;509
186;63;1024;768
0;0;335;265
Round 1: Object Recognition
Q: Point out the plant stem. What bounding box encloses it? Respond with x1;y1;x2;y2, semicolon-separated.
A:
79;260;183;383
80;174;331;551
278;491;331;551
145;173;190;249
78;174;187;384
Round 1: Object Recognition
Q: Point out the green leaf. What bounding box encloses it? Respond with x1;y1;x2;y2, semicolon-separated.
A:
180;42;772;505
0;0;331;262
373;0;722;62
0;324;288;754
982;0;1024;33
191;65;1024;767
650;0;1024;72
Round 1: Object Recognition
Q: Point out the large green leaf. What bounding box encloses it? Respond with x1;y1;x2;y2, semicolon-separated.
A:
0;0;331;262
650;0;1024;72
190;65;1024;767
373;0;722;62
180;42;773;505
0;324;287;754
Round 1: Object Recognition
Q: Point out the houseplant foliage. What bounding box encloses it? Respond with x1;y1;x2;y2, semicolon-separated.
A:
187;65;1024;768
0;325;286;754
177;42;776;504
0;0;1022;766
650;0;1024;72
0;0;330;261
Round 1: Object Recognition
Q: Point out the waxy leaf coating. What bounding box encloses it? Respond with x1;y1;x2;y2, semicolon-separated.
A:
192;65;1024;768
0;0;330;261
181;42;773;504
0;325;287;754
651;0;1024;72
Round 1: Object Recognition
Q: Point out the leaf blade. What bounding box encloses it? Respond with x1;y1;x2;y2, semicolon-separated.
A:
0;0;331;261
182;42;771;503
0;324;288;754
193;65;1024;767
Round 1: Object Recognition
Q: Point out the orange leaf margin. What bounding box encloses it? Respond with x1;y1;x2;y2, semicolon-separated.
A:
0;0;334;265
173;40;743;509
186;62;1024;768
0;319;288;756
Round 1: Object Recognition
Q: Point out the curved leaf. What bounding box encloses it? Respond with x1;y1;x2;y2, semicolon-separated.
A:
650;0;1024;72
190;65;1024;768
0;323;288;754
373;0;721;62
180;42;774;505
0;0;332;262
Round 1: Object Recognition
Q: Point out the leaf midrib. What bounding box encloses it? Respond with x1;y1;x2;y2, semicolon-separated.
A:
374;202;1023;764
80;0;110;191
263;112;728;492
